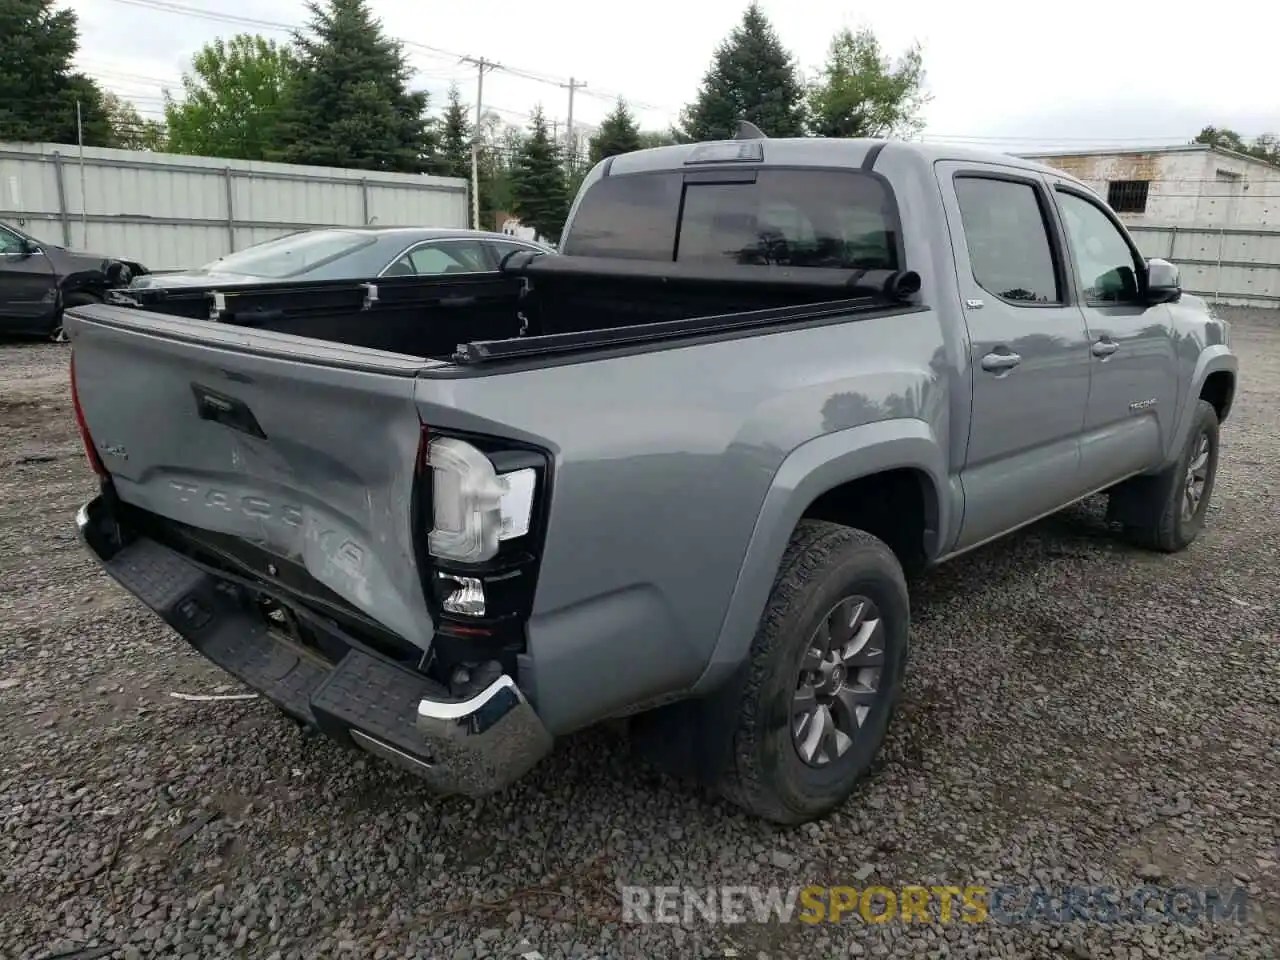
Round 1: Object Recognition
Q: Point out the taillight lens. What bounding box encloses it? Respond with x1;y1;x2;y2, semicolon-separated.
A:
425;436;536;564
69;351;108;479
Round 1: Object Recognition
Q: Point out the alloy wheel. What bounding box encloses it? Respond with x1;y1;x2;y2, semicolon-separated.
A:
791;595;885;767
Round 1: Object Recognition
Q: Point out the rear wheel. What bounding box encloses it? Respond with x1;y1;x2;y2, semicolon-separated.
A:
716;521;909;825
53;292;101;343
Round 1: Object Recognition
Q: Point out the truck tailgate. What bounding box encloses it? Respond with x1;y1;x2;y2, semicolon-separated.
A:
66;303;435;651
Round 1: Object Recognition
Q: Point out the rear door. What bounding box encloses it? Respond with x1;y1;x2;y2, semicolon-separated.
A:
1047;182;1179;488
0;224;57;327
66;303;435;650
935;162;1093;551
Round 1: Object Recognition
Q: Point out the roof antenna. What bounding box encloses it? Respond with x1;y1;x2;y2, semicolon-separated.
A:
735;119;768;140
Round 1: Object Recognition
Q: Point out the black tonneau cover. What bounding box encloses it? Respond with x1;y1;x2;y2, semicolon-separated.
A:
103;254;922;364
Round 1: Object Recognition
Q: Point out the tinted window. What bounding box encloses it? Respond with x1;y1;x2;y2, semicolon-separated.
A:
563;169;898;270
954;177;1060;304
385;240;490;276
561;173;681;260
203;230;374;278
1056;191;1140;302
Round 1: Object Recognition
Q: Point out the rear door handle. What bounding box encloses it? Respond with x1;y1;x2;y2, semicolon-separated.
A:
981;351;1022;372
1092;338;1119;358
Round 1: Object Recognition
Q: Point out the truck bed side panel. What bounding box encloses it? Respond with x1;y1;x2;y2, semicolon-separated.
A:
414;308;948;733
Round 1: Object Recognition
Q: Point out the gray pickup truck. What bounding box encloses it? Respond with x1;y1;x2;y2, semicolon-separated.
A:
67;134;1237;825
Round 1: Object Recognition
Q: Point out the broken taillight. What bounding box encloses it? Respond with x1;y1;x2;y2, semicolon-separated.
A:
69;351;109;479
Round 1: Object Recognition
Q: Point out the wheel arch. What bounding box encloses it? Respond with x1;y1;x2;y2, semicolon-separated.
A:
1163;348;1237;469
692;417;948;697
631;420;946;789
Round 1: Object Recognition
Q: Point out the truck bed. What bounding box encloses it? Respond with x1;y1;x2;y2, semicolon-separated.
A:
106;253;921;364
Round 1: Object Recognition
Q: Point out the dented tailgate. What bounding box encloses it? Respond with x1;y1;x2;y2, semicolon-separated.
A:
64;303;436;651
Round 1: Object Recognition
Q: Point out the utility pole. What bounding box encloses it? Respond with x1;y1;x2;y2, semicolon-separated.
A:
76;100;87;247
460;56;498;230
560;76;587;170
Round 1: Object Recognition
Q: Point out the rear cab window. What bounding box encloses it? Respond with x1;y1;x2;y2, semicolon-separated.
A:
561;168;899;271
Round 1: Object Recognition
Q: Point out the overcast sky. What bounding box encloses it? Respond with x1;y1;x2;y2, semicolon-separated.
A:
68;0;1280;152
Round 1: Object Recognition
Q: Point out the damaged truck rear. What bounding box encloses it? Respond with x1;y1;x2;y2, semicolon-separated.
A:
67;136;1236;825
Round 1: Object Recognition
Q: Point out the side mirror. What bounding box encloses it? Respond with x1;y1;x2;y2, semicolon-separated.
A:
1144;258;1181;304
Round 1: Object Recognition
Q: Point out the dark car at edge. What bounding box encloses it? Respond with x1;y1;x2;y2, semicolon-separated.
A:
0;221;148;341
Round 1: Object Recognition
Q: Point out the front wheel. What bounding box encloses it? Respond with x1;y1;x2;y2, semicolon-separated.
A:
716;521;909;825
1117;399;1221;552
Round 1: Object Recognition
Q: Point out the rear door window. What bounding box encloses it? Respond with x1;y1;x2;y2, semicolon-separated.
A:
563;169;899;270
953;176;1061;304
385;240;491;276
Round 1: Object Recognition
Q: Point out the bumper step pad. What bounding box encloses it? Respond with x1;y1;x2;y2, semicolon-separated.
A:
79;499;552;797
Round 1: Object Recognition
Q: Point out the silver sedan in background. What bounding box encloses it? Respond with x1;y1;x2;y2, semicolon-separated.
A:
129;227;554;290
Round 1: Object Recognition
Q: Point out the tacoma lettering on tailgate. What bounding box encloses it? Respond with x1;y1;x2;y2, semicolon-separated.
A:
167;480;304;527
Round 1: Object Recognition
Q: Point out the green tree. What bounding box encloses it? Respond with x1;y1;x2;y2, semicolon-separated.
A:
61;73;116;147
437;83;472;179
679;2;806;141
102;92;165;151
472;110;517;229
638;129;679;150
588;98;642;165
163;34;296;160
0;0;114;146
276;0;434;172
806;27;929;140
509;107;569;242
1193;125;1280;166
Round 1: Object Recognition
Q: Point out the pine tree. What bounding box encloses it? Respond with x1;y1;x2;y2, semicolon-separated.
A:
274;0;434;172
679;2;806;141
0;0;115;146
588;98;642;165
509;107;569;243
438;83;472;179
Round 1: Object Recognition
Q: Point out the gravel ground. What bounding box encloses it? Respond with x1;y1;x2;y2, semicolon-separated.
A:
1;310;1277;960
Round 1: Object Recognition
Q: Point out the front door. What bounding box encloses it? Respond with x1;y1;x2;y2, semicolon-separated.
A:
0;225;57;331
936;163;1093;552
1048;184;1179;489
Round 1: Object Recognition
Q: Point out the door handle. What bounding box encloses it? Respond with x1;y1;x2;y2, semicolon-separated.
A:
1092;338;1119;358
438;295;478;307
980;351;1022;372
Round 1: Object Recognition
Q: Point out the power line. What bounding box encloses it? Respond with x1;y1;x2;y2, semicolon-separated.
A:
78;0;677;116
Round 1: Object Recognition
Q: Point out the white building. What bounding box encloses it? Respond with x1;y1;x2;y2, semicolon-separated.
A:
1019;143;1280;229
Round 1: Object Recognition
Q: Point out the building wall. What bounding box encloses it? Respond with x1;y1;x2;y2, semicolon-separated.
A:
1022;147;1280;229
0;142;469;269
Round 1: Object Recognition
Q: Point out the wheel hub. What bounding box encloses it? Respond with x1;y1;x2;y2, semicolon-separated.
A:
791;595;886;768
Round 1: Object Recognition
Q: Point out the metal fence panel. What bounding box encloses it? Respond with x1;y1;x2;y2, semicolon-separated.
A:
0;142;469;270
1128;224;1280;306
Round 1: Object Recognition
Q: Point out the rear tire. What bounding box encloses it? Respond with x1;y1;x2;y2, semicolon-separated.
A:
53;292;101;343
1116;399;1220;553
716;521;909;825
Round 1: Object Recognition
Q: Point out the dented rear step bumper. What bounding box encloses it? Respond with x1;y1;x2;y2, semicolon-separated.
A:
75;495;552;796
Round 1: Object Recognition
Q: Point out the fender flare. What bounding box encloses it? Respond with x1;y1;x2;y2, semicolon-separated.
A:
1163;347;1237;469
690;417;949;696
